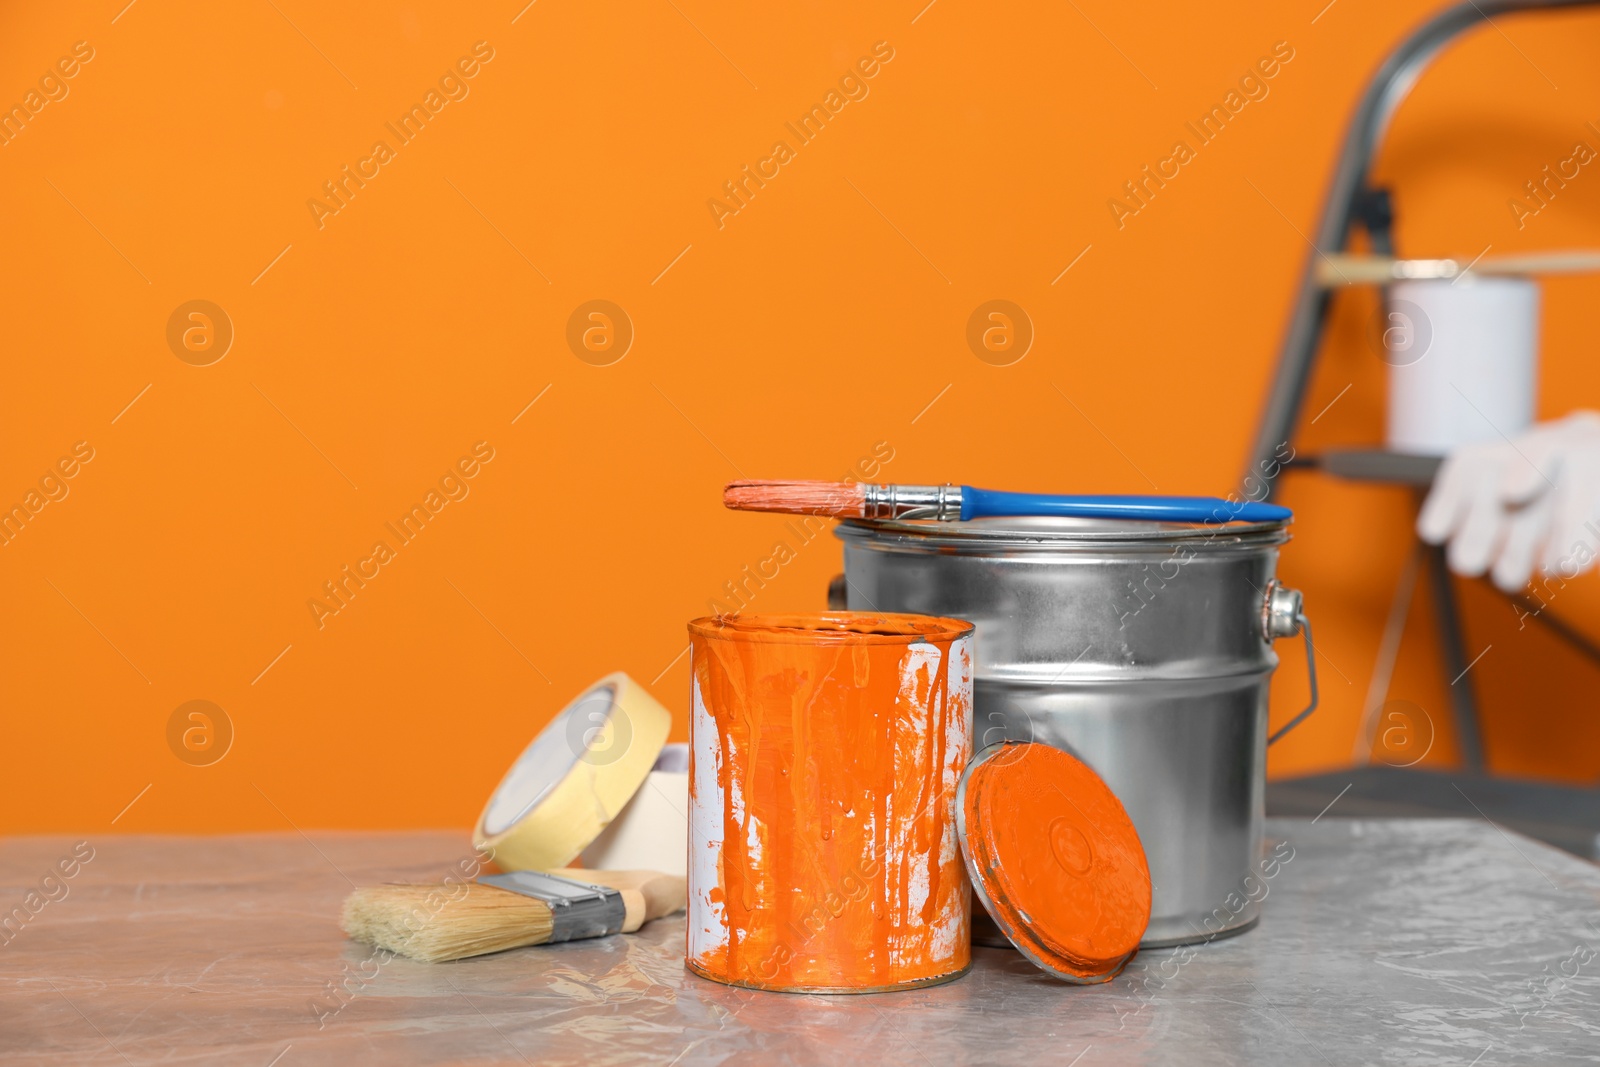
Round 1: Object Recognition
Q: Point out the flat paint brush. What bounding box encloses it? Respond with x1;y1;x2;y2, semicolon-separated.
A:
724;481;1291;524
341;868;685;962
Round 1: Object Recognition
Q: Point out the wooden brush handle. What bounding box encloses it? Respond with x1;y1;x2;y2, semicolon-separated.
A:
548;869;686;933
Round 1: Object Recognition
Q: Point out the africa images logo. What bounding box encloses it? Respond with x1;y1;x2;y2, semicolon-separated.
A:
705;42;896;229
306;42;496;229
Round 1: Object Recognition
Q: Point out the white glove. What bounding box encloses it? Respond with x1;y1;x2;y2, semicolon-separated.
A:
1417;411;1600;593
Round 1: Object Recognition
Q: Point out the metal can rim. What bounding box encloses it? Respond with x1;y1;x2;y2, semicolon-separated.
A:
684;958;973;994
687;611;975;645
835;515;1289;551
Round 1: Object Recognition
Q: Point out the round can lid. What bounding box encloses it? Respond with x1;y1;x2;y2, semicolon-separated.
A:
956;741;1152;983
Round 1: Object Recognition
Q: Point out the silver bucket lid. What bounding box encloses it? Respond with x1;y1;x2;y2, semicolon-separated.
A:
835;514;1289;551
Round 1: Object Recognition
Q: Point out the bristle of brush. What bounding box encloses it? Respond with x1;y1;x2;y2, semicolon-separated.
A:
340;884;554;963
723;480;869;517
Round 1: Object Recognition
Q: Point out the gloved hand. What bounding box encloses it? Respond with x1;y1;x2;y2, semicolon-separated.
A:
1417;411;1600;593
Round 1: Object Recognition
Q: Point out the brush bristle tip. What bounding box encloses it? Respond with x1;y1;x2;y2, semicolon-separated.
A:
723;479;868;517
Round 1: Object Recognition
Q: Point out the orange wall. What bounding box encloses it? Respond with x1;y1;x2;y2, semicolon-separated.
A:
4;0;1599;834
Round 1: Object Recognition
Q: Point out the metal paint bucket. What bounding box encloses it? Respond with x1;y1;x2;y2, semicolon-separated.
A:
686;612;974;992
836;516;1313;947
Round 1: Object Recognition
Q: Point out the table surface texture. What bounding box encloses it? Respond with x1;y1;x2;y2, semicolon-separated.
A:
3;818;1599;1066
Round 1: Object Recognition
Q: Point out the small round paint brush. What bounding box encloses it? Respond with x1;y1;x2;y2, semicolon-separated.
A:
724;480;1291;524
341;868;685;963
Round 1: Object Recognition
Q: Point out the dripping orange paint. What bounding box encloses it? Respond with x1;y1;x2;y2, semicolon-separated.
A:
685;612;974;993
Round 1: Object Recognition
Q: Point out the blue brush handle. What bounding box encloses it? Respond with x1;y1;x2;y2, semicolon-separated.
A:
959;488;1291;524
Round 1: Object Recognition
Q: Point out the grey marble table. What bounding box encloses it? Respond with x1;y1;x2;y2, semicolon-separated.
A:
3;819;1598;1065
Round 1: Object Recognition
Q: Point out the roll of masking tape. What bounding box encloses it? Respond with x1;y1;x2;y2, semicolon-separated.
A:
580;743;689;876
475;672;672;872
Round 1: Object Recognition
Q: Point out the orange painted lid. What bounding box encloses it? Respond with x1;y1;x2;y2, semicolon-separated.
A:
957;741;1152;983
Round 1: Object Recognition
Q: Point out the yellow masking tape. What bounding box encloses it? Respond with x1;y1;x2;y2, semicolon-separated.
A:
474;672;672;872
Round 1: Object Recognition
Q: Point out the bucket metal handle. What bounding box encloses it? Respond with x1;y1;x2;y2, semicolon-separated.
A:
1264;582;1318;746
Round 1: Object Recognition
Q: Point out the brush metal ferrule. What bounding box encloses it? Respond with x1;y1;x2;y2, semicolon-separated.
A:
478;871;626;943
862;483;963;522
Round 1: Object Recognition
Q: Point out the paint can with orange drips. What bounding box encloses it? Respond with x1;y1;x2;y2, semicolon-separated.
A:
685;612;974;993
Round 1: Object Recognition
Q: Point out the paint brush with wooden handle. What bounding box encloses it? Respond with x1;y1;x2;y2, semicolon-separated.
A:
724;480;1291;524
341;868;685;962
